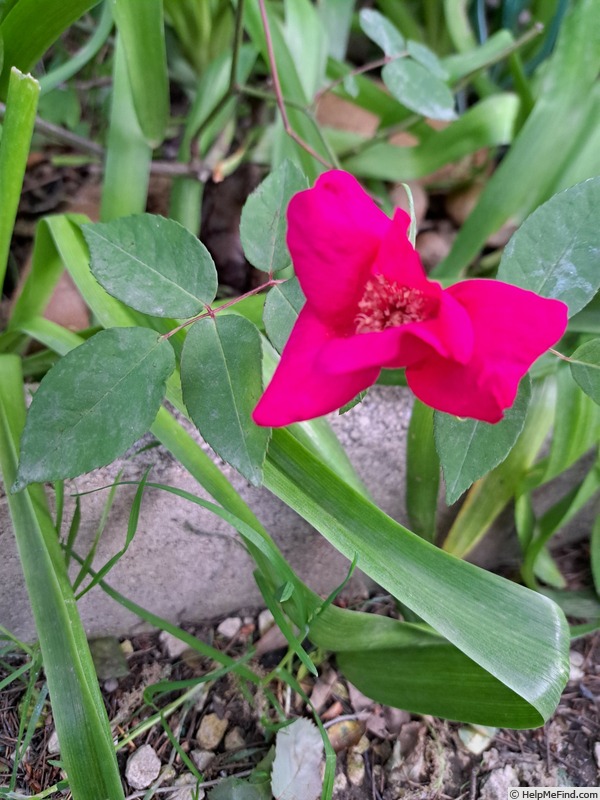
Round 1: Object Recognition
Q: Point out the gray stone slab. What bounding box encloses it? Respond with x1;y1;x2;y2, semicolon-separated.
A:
1;386;597;642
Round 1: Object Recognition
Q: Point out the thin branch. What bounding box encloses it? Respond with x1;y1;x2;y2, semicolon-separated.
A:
161;278;286;340
0;102;105;158
257;0;334;169
313;54;402;105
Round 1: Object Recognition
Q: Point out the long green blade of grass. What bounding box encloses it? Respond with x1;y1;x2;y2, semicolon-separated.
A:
0;356;125;800
0;69;39;293
0;0;100;97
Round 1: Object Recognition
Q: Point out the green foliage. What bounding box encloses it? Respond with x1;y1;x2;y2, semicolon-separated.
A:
84;214;218;318
15;328;175;489
498;177;600;316
435;378;532;505
182;315;271;485
0;357;125;800
263;277;305;352
240;160;308;275
569;339;600;406
382;58;456;121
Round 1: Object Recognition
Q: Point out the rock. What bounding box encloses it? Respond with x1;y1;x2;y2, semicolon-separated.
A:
196;713;228;750
120;639;134;656
346;747;365;787
569;650;585;682
125;744;161;789
103;678;119;693
170;773;205;800
160;631;191;659
224;726;246;751
258;609;275;636
191;749;215;772
216;617;242;640
333;771;348;797
47;729;60;755
327;720;364;752
480;765;519;800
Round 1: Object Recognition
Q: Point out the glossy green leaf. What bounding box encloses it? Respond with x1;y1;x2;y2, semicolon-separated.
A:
497;178;600;316
181;315;271;485
240;160;307;274
406;400;439;541
443;378;555;558
343;92;518;181
15;328;175;489
264;428;569;725
570;339;600;406
113;0;168;148
100;34;152;221
84;214;217;318
0;356;125;800
435;377;531;505
437;0;600;278
382;59;456;121
0;0;99;97
359;8;405;55
263;277;305;352
540;366;600;484
407;40;448;79
0;69;39;292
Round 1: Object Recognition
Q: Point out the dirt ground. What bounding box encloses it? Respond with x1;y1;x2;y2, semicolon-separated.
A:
1;606;598;799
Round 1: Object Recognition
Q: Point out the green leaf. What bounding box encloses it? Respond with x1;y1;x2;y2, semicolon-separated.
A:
407;40;448;79
435;377;532;505
113;0;169;148
382;59;456;121
570;338;600;406
84;214;217;318
264;428;569;726
406;400;439;541
0;0;99;97
497;178;600;316
181;315;271;485
0;69;39;294
359;8;405;55
436;0;600;278
240;160;307;274
15;328;175;489
263;277;305;352
0;356;125;800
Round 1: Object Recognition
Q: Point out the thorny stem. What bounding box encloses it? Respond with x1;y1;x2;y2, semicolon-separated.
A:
257;0;334;169
161;279;286;340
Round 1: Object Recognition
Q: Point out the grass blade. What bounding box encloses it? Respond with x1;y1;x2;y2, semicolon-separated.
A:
0;356;125;800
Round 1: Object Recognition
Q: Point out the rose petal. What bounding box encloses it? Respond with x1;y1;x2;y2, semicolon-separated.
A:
372;208;428;288
287;171;391;327
406;279;568;421
253;306;380;427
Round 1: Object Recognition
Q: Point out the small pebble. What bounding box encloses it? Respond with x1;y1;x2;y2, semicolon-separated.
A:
170;773;205;800
103;678;119;693
125;744;161;789
333;772;348;797
569;651;585;682
594;741;600;771
346;747;365;787
224;726;246;751
120;639;134;656
196;713;228;750
258;609;275;636
327;719;364;752
47;729;60;755
191;750;215;772
217;617;242;639
159;631;190;659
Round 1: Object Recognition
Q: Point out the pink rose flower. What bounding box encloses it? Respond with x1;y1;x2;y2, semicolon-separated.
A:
253;170;568;427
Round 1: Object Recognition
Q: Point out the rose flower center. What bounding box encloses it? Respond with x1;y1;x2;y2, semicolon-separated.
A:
355;274;432;334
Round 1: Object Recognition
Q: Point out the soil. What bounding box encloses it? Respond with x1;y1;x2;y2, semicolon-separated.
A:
0;609;598;799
